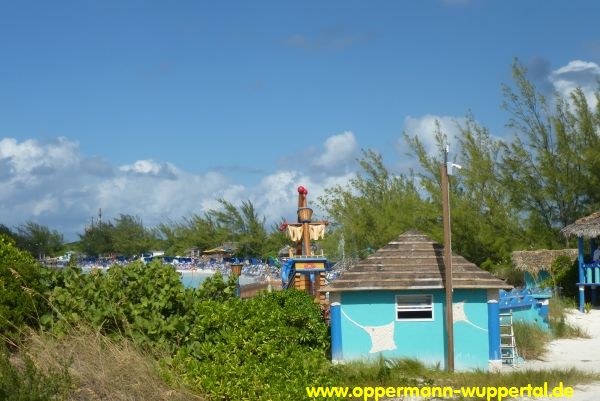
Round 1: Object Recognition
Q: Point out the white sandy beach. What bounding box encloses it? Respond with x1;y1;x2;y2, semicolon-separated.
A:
509;309;600;400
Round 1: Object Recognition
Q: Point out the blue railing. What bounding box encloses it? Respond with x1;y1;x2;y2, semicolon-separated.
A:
581;262;600;284
499;288;549;328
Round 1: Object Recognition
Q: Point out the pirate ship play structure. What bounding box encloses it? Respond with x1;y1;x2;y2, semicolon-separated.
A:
279;186;329;304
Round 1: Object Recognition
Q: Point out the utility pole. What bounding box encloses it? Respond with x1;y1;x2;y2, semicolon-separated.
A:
441;146;455;372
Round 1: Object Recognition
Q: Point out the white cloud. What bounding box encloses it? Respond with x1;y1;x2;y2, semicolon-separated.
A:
402;115;465;156
0;137;79;179
119;159;179;179
250;170;354;223
313;131;358;171
0;136;358;240
549;60;600;108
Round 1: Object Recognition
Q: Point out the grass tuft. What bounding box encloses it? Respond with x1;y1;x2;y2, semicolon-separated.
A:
332;357;434;387
513;321;550;360
548;297;590;339
436;367;598;389
332;358;597;390
24;327;202;401
0;342;70;401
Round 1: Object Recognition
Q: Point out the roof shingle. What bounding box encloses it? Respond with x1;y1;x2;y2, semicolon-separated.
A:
323;230;512;292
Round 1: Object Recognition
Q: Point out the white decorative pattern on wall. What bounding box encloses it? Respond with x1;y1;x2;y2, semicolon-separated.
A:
341;308;397;353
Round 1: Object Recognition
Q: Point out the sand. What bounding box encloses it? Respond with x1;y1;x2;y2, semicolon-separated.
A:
507;308;600;400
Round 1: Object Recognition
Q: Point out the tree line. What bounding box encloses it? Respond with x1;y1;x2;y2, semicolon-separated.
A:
2;199;289;259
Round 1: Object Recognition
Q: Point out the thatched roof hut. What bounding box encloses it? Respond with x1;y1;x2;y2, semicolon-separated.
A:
511;249;578;275
561;211;600;238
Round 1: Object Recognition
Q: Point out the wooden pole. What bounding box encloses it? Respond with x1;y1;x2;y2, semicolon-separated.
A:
441;162;455;372
302;221;311;256
297;189;306;256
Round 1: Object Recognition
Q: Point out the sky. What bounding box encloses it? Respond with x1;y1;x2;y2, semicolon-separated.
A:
2;0;600;241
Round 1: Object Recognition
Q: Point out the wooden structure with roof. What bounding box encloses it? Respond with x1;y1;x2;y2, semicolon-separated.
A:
323;230;511;371
511;249;578;291
512;249;578;276
561;212;600;311
324;230;511;292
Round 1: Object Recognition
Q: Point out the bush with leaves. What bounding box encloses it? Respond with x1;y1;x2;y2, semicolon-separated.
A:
0;235;52;341
550;256;579;298
46;261;196;350
173;289;334;401
45;263;337;400
194;270;237;301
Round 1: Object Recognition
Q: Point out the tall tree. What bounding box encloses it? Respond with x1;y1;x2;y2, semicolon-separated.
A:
78;221;114;257
111;214;155;257
14;221;63;259
158;214;225;256
319;150;438;260
499;61;600;245
405;117;525;268
0;224;16;242
208;199;268;257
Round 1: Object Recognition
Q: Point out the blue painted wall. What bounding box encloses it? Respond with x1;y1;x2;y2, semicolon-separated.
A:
504;304;549;330
340;289;489;370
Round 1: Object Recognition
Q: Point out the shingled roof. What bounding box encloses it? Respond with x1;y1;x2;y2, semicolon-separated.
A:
323;230;511;292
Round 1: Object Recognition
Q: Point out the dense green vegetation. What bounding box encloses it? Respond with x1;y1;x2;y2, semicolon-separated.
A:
0;231;596;400
172;290;332;400
0;236;333;400
0;235;51;341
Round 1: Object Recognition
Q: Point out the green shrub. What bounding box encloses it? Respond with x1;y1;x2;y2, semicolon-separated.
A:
0;235;52;341
46;264;336;400
46;262;196;350
173;289;333;401
194;270;237;301
551;256;579;298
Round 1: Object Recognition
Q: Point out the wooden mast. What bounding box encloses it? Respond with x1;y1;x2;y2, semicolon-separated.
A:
296;188;305;256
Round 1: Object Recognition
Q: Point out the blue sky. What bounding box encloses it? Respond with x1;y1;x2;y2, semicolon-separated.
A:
2;0;600;240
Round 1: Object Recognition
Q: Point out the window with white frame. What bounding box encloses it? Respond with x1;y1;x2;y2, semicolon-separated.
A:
395;294;434;321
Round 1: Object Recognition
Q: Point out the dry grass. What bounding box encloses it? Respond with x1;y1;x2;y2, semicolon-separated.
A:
22;327;202;401
549;297;590;339
513;321;551;360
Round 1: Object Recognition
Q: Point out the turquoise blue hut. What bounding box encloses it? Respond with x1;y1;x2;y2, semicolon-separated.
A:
322;231;511;371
